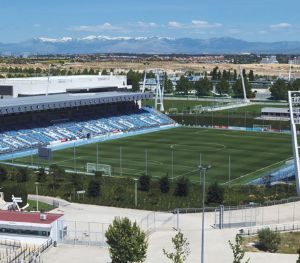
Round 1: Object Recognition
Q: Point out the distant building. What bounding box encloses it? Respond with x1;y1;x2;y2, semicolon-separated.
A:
289;57;300;65
260;56;278;64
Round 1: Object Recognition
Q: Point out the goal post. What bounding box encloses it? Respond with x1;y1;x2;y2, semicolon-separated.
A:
86;163;112;176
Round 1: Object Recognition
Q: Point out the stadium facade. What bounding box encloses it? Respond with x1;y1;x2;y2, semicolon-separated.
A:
0;74;130;98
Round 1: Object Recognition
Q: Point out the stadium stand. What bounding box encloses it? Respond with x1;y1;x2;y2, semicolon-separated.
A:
0;92;175;154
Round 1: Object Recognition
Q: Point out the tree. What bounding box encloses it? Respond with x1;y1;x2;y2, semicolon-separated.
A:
105;217;148;263
248;70;255;81
206;182;224;204
174;177;189;197
159;175;170;193
269;79;288;100
49;164;64;186
127;69;142;91
232;78;255;98
194;77;211;97
16;167;29;183
216;79;230;95
163;231;190;263
164;78;174;94
138;175;151;192
87;179;101;197
176;76;191;95
257;228;281;252
0;166;7;182
101;69;109;75
228;235;250;263
292;79;300;91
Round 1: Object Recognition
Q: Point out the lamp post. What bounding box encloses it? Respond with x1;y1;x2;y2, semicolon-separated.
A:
198;164;211;263
35;182;40;212
133;178;138;207
170;145;174;181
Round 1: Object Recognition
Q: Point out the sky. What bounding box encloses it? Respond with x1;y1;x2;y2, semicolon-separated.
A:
0;0;299;43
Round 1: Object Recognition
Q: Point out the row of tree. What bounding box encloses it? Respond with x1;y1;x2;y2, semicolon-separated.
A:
270;79;300;100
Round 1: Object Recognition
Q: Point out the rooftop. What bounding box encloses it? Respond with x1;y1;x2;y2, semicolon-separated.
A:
0;91;152;115
0;210;63;225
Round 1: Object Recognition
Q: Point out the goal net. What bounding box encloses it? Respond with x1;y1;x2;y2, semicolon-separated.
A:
86;163;112;176
253;124;272;131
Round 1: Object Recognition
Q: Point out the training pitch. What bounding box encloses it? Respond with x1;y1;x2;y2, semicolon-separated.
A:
13;127;292;185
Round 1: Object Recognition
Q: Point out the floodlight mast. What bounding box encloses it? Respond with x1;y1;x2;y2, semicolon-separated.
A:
240;66;249;104
154;69;164;112
288;91;300;196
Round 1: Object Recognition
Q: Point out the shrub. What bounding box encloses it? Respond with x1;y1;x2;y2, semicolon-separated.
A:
87;179;101;197
138;175;151;192
257;228;281;252
206;182;224;204
174;177;189;197
159;175;170;193
105;217;148;263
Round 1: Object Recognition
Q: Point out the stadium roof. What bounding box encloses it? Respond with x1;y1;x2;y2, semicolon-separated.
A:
0;91;153;115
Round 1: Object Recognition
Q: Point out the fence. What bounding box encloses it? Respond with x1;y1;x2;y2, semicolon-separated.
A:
139;212;175;234
0;238;52;263
57;220;110;246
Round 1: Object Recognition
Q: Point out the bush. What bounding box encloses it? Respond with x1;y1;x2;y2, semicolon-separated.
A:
138;175;151;192
257;228;281;252
159;175;170;193
105;217;148;263
87;179;101;197
206;182;224;204
174;177;189;197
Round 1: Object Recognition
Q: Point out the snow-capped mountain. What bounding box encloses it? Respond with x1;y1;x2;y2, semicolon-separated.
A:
0;36;299;55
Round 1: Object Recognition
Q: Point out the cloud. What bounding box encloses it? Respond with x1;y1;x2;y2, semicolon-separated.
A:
136;21;158;28
168;21;184;29
70;23;121;32
191;20;222;28
270;23;292;30
168;20;222;29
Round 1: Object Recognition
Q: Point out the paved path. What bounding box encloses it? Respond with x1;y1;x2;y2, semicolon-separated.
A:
38;196;300;263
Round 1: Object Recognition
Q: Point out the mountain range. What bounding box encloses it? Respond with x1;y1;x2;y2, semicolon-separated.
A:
0;36;300;55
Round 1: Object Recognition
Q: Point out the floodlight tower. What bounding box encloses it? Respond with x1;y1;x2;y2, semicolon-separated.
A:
288;91;300;196
240;66;249;104
154;69;164;112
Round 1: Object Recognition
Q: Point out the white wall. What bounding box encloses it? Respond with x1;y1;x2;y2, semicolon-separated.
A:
0;75;131;97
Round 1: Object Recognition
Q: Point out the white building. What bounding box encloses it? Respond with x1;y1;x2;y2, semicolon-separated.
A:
0;210;64;242
0;74;131;98
260;56;278;64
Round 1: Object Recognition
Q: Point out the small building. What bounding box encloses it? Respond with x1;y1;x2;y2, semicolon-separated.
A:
0;210;64;242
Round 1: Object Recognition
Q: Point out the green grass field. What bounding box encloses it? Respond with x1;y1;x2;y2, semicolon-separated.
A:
14;127;292;185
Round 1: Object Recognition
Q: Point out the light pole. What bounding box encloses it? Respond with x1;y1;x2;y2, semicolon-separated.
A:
170;145;174;181
35;182;40;212
198;164;211;263
133;178;138;207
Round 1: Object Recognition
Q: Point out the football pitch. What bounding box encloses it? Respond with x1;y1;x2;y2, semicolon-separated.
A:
13;127;293;185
